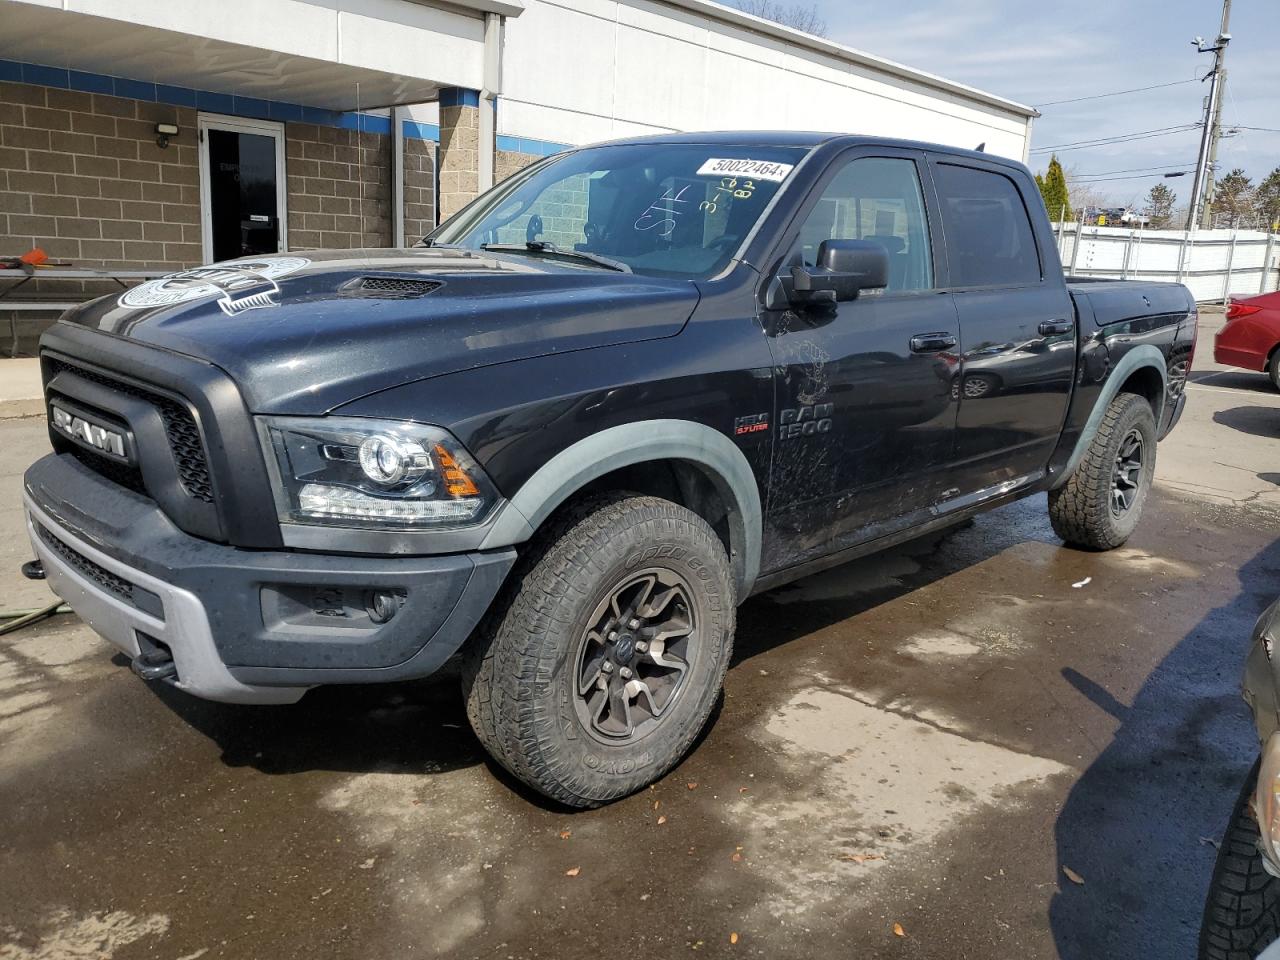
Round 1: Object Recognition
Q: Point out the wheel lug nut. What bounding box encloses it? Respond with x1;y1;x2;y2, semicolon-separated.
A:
608;630;618;641
602;661;613;673
619;667;633;679
628;618;640;629
635;640;649;654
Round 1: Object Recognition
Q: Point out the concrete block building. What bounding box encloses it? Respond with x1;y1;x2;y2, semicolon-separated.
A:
0;0;1036;355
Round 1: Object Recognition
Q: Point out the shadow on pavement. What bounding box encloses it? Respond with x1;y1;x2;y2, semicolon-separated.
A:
1214;406;1280;440
1191;371;1274;395
1048;532;1278;959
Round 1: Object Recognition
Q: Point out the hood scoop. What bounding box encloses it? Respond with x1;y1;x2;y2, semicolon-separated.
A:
342;276;443;298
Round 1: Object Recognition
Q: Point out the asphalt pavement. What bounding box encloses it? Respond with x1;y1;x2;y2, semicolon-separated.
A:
2;306;1278;959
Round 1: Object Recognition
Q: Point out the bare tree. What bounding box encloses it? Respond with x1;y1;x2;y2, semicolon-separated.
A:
1063;165;1108;214
732;0;827;37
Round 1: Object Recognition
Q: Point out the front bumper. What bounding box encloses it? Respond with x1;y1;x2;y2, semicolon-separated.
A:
24;452;515;704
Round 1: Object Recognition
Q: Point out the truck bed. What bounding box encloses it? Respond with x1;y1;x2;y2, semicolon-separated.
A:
1066;277;1196;329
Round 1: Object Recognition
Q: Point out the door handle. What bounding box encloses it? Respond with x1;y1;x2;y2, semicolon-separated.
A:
1039;319;1075;336
909;332;958;353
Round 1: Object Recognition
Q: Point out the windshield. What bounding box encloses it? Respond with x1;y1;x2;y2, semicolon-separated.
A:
431;143;808;278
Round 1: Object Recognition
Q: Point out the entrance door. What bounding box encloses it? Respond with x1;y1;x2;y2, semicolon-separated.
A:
198;114;287;264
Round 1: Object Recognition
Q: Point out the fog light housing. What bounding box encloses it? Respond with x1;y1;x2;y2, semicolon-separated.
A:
366;589;404;624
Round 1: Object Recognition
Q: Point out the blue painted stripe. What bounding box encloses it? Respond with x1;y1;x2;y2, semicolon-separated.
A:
22;63;69;89
195;89;235;113
0;60;22;83
155;83;196;107
496;134;570;157
70;70;114;95
402;119;440;141
438;86;480;109
232;96;272;120
113;77;156;101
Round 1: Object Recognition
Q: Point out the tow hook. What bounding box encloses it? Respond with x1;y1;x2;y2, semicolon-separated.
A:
20;559;45;580
131;650;177;682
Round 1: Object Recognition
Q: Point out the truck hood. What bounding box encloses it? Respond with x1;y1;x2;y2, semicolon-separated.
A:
58;249;699;414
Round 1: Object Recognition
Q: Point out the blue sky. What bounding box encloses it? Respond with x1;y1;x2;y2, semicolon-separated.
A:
813;0;1280;206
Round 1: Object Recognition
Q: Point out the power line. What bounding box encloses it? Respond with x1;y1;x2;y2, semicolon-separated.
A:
1235;125;1280;134
1033;78;1199;108
1073;162;1196;177
1072;171;1193;183
1029;124;1199;154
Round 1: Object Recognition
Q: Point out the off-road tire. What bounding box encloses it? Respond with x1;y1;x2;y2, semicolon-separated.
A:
1267;350;1280;392
461;493;735;808
1048;391;1156;550
1199;759;1280;960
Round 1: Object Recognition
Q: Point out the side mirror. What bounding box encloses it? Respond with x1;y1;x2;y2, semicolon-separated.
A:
788;239;889;305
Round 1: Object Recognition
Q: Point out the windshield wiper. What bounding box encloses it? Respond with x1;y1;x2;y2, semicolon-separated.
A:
481;241;631;274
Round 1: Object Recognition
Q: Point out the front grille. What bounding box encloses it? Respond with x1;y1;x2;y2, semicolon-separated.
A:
37;522;135;604
350;276;442;297
47;359;215;504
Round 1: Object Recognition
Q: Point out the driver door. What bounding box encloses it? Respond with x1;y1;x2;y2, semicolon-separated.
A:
759;150;961;573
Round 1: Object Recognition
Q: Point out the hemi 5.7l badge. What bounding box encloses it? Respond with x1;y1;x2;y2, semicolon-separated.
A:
734;413;769;436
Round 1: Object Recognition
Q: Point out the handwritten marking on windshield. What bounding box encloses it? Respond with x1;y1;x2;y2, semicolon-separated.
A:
634;184;692;238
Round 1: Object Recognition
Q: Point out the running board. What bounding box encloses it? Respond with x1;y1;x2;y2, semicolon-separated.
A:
930;472;1044;517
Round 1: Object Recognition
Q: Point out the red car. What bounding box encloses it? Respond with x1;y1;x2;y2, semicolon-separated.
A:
1215;290;1280;390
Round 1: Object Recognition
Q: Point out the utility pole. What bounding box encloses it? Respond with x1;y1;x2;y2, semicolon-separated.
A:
1201;0;1232;228
1186;4;1231;231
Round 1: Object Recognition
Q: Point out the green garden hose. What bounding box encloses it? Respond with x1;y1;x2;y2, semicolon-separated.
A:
0;601;72;635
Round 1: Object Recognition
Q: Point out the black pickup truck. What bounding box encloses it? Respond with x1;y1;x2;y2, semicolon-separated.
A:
23;132;1196;807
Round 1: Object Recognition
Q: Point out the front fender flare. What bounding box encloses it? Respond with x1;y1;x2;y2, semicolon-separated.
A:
1052;343;1167;489
479;419;762;596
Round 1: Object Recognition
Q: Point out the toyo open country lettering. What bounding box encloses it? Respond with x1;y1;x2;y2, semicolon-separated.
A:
22;132;1196;807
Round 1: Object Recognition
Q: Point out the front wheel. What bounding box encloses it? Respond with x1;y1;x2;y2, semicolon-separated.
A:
461;493;735;807
1048;392;1157;550
1199;759;1280;959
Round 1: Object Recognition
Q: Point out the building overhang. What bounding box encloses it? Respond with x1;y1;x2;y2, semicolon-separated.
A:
0;0;502;111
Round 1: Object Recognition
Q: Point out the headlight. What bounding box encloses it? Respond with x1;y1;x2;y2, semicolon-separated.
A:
259;416;498;529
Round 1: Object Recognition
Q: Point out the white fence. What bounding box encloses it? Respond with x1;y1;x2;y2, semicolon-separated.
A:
1054;224;1280;303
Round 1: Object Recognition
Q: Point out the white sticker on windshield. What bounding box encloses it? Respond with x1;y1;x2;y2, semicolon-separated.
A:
696;158;794;182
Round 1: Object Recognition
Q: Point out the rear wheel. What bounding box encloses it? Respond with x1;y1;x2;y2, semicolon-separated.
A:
1199;759;1280;960
461;493;735;807
1048;392;1156;550
1267;350;1280;392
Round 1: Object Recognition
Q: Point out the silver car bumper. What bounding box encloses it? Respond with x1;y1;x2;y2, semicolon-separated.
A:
25;492;307;705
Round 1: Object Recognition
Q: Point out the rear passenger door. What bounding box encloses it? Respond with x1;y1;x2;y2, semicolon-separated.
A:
929;158;1076;501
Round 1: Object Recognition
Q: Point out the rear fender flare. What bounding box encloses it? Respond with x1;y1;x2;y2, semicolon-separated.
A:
1052;344;1167;489
479;420;762;596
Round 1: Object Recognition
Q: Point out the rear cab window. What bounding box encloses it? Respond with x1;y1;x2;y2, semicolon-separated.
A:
932;162;1043;287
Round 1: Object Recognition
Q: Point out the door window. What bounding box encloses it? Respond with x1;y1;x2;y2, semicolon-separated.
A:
796;157;933;292
932;163;1042;287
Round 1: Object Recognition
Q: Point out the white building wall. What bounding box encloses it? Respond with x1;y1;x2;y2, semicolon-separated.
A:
498;0;1032;157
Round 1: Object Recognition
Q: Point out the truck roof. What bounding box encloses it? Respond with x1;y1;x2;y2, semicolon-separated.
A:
591;130;1023;168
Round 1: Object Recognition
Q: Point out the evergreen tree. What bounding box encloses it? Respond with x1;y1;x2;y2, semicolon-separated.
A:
1144;183;1176;229
1210;168;1254;228
1036;155;1071;221
1256;167;1280;231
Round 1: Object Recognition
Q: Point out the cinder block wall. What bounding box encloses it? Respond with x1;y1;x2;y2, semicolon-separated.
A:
284;124;392;250
0;78;438;356
495;149;540;184
0;82;202;271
